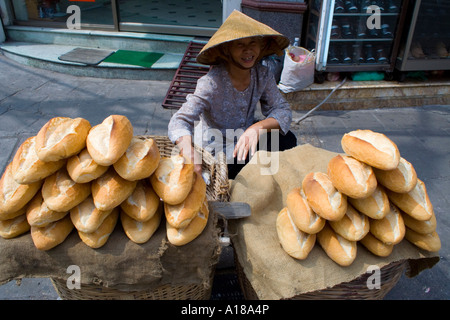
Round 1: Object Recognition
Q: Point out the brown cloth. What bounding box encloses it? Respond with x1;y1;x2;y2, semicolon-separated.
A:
0;205;220;292
229;144;439;300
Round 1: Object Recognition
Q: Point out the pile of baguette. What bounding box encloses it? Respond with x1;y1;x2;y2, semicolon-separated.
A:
0;115;208;250
277;129;441;266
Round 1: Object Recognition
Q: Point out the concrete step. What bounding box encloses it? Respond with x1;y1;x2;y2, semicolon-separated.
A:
0;41;183;80
5;25;196;54
284;77;450;111
1;26;208;80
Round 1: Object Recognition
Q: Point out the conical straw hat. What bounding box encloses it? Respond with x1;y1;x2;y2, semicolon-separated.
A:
196;10;290;65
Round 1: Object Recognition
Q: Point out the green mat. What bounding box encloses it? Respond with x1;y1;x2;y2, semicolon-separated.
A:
102;50;164;68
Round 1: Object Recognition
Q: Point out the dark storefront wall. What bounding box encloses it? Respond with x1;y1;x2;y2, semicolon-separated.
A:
10;0;222;36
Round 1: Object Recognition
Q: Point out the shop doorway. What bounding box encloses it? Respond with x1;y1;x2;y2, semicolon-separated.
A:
10;0;223;36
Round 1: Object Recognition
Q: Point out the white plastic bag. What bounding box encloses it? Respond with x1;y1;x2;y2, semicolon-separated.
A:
278;46;315;93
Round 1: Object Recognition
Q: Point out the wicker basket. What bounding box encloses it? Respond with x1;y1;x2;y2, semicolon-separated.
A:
51;279;213;300
235;255;407;300
51;135;229;300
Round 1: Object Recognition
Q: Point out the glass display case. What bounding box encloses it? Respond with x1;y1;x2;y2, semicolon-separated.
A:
395;0;450;73
304;0;409;73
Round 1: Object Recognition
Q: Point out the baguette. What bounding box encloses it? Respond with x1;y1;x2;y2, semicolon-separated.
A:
150;155;194;205
26;192;68;227
35;117;91;162
370;204;405;245
0;163;42;220
70;196;113;233
12;136;66;184
373;157;417;193
30;215;74;251
327;155;377;199
402;210;437;235
66;148;109;183
78;207;119;248
360;232;394;257
86;115;133;166
91;167;137;211
286;187;325;234
348;185;390;220
120;180;161;222
386;179;433;221
317;223;357;267
0;214;30;239
113;136;160;181
1;206;26;223
41;168;91;212
404;228;441;252
121;205;162;244
276;207;316;260
341;129;400;170
166;199;209;246
164;171;206;229
329;204;369;241
302;172;347;221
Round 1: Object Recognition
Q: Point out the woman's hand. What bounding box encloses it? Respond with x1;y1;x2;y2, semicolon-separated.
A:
233;118;281;162
175;135;202;175
233;125;260;162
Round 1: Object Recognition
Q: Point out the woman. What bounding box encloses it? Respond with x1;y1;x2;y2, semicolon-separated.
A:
168;10;296;179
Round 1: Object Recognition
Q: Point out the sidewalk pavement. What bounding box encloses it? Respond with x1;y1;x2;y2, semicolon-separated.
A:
0;53;449;300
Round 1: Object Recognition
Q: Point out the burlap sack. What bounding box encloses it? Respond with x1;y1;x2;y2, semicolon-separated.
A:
0;204;220;292
229;144;439;300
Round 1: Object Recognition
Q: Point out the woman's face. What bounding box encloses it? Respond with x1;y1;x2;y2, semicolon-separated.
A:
227;37;263;69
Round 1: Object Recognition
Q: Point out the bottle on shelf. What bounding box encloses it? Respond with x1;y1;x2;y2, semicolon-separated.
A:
356;20;367;38
334;0;345;13
381;24;392;37
368;26;379;38
371;0;384;12
386;0;399;13
352;44;365;64
341;44;352;63
361;0;371;12
377;46;388;63
341;19;353;38
364;44;376;62
331;20;341;39
328;46;340;63
344;0;358;13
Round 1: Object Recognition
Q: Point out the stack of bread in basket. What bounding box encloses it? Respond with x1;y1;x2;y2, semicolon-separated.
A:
0;115;208;250
277;129;441;266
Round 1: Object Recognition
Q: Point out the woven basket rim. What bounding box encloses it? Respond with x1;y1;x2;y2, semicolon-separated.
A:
51;278;213;300
235;252;407;300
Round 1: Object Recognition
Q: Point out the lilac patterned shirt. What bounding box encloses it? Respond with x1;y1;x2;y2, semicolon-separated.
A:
168;63;292;161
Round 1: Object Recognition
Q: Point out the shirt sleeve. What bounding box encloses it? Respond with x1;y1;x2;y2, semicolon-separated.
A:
167;75;214;144
259;68;292;135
